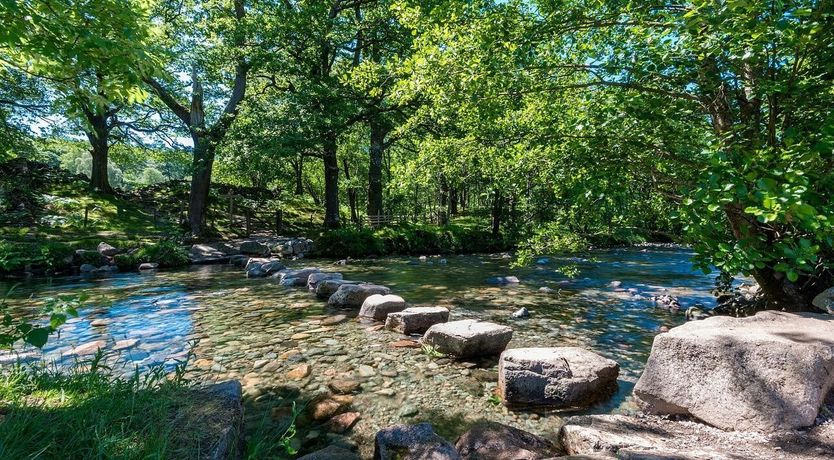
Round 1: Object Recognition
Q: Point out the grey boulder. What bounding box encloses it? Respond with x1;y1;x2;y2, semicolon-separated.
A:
315;279;361;299
455;421;559;460
298;445;360;460
328;284;391;308
422;320;513;358
275;267;320;286
97;242;119;256
307;272;343;290
633;310;834;432
812;287;834;313
359;294;408;320
374;423;460;460
498;347;619;408
385;307;450;334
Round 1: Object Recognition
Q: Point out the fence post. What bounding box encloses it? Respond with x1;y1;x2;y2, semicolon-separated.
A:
228;191;235;227
245;210;251;235
275;209;283;235
83;205;89;228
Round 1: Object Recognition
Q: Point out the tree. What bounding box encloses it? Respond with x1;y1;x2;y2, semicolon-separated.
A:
144;0;251;236
400;0;834;309
0;0;156;192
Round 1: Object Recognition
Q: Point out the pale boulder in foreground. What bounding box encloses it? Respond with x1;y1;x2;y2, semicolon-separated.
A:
498;347;619;408
634;311;834;432
422;319;512;358
358;294;407;320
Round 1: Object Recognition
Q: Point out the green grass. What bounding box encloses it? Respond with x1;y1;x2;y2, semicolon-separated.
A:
0;356;243;460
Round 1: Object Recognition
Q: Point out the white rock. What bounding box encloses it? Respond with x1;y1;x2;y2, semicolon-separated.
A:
634;311;834;432
498;347;619;408
422;320;513;358
359;294;407;320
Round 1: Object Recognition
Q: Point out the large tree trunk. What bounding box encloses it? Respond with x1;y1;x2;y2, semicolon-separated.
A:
368;120;386;218
323;134;340;228
342;158;359;225
188;137;215;236
294;154;304;195
84;113;112;194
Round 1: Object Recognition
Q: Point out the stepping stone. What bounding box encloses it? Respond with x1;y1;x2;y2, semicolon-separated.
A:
422;320;513;358
328;284;391;308
374;423;460;460
485;276;520;285
307;272;343;290
359;294;407;320
455;422;558;459
275;267;320;286
498;347;619;408
385;307;450;334
315;279;361;299
298;445;359;460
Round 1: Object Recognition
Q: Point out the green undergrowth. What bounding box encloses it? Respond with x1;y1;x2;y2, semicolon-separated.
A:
0;356;242;460
314;221;510;258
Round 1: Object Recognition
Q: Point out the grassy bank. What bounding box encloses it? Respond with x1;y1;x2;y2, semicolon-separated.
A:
0;357;245;459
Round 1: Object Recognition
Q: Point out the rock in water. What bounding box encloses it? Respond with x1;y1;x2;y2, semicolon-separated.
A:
385;307;450;334
315;279;361;299
455;422;560;460
486;276;520;285
138;262;159;270
422;320;513;358
374;423;460;460
275;267;320;286
328;284;391;308
633;311;834;432
812;287;834;313
511;307;530;319
359;294;408;320
97;241;119;256
298;445;360;460
307;272;343;290
498;347;618;409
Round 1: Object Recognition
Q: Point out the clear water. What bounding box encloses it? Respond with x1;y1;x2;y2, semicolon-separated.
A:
0;246;720;452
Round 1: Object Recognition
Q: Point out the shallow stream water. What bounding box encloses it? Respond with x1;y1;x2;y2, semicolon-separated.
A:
0;246;720;455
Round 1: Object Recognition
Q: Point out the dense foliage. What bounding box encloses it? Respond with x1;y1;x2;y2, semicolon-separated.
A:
0;0;831;310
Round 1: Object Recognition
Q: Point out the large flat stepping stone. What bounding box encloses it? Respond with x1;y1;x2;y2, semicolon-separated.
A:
359;294;407;320
455;421;559;459
328;284;391;308
498;347;619;408
560;414;834;459
422;319;512;358
385;307;449;334
634;311;834;432
374;423;460;460
315;279;361;299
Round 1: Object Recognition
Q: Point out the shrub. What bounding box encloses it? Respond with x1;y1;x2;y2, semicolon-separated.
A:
0;240;74;274
314;224;511;258
114;240;188;269
314;228;385;258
